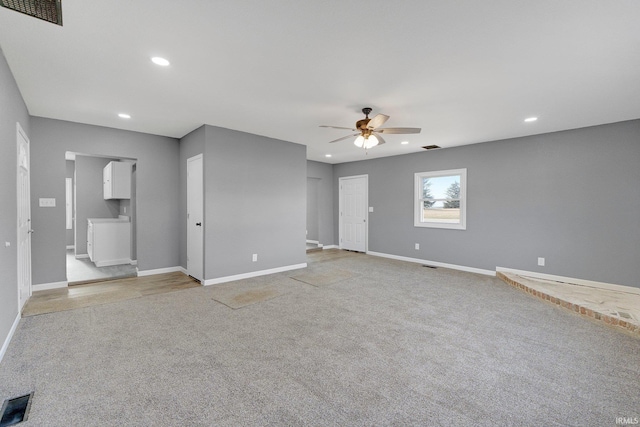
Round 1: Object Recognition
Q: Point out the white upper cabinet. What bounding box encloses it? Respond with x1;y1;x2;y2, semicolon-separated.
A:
104;161;132;199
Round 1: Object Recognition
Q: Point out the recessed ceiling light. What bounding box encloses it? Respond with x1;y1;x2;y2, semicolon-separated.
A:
151;57;170;66
118;113;131;119
325;154;332;158
401;141;409;145
524;117;538;122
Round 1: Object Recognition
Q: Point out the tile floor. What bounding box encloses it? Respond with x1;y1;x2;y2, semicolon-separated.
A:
498;271;640;336
66;248;137;284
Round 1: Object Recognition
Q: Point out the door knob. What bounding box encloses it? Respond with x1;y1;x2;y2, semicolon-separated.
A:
195;222;202;226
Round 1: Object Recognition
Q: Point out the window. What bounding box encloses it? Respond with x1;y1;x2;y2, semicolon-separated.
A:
414;168;467;230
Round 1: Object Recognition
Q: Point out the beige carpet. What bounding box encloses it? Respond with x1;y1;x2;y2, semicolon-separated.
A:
290;268;357;287
210;285;282;309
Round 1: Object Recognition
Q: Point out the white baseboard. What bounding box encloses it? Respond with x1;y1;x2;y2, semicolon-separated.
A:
496;267;640;296
0;313;21;364
137;266;185;277
76;254;89;259
130;259;138;266
204;263;307;286
367;251;496;276
306;239;319;245
94;258;132;268
33;280;68;291
322;245;338;250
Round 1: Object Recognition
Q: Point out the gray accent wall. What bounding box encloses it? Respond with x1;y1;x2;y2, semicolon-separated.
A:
29;117;180;285
201;125;307;280
0;47;30;352
307;160;335;247
334;120;640;288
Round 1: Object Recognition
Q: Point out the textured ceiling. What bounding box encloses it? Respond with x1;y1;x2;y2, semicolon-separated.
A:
1;0;639;163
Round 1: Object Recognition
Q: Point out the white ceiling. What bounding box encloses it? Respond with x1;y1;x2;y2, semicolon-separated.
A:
1;1;639;164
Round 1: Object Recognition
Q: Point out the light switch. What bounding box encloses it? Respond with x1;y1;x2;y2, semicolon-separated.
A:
39;198;56;207
369;207;374;212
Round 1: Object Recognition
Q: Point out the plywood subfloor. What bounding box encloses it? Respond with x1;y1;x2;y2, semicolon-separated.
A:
23;272;200;317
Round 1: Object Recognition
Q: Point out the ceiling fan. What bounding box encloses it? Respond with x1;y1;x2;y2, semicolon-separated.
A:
320;107;421;149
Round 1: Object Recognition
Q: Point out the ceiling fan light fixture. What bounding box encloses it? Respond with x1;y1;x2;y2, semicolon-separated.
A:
364;134;379;149
354;135;365;148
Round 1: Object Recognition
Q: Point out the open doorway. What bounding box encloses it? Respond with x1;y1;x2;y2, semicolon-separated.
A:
306;177;321;252
65;152;138;284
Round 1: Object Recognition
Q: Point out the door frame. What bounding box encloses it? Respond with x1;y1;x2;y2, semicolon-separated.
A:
187;154;204;281
16;122;32;311
338;174;368;252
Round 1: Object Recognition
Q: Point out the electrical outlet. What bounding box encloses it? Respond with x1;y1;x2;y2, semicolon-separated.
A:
538;257;545;266
252;254;258;262
415;243;420;250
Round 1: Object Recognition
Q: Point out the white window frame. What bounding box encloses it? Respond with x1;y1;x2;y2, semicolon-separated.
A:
414;168;467;230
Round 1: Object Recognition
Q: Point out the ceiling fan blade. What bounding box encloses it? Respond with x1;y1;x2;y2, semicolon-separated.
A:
376;127;421;134
329;133;359;143
373;133;386;145
320;125;358;131
366;114;390;130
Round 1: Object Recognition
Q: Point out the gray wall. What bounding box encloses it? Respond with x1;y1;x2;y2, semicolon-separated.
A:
74;155;120;255
29;117;180;285
178;125;206;270
202;125;307;280
334;120;640;288
307;160;335;247
0;48;30;350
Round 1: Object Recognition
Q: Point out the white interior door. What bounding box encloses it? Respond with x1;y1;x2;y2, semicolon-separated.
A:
17;122;32;310
339;175;367;252
187;154;204;281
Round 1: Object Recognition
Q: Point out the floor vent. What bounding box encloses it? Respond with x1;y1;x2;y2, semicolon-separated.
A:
0;392;33;426
422;145;441;150
0;0;62;26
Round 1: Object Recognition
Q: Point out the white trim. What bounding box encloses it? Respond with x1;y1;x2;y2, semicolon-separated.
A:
66;245;75;250
138;266;186;277
322;245;338;250
76;253;89;259
33;281;68;291
0;313;21;364
368;251;495;276
204;263;307;286
65;177;73;229
496;267;640;296
130;259;138;266
94;258;133;268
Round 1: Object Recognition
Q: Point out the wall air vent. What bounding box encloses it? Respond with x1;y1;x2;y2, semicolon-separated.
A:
422;145;441;150
0;0;62;26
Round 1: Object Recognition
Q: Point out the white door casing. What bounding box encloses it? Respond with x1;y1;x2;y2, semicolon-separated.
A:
339;175;368;252
187;154;204;281
17;122;32;311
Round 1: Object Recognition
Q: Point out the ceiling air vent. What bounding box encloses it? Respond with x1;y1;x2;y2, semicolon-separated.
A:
0;0;62;26
422;145;441;150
